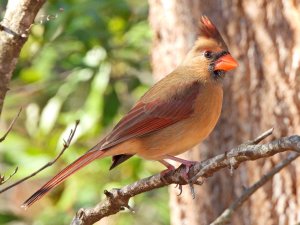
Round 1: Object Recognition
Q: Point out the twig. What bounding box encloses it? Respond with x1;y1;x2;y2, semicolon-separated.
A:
70;130;300;225
0;167;18;185
209;152;299;225
0;107;22;142
247;127;274;145
0;107;22;185
0;120;80;194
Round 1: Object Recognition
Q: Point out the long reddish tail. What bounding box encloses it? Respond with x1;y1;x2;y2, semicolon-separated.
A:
22;150;105;209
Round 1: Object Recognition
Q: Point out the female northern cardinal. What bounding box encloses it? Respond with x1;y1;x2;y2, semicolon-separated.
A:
22;16;238;208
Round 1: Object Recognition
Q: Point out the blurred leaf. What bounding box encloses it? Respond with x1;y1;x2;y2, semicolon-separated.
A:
39;96;63;134
109;17;126;34
102;85;120;126
0;213;20;223
25;102;40;137
79;62;111;132
19;68;43;83
83;46;107;67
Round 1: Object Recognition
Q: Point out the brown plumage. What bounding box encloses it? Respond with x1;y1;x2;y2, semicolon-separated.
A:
22;16;238;208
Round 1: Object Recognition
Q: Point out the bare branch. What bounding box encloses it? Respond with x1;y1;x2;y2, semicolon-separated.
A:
0;120;80;194
0;107;21;186
209;152;299;225
0;107;22;142
247;127;274;145
71;132;300;225
0;167;18;185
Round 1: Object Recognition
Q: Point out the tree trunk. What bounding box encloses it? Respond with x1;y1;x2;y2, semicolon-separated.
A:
148;1;300;225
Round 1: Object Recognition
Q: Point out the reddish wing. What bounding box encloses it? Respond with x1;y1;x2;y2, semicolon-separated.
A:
97;81;201;151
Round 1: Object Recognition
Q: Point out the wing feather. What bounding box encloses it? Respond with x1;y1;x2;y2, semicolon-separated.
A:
99;81;201;151
98;82;200;150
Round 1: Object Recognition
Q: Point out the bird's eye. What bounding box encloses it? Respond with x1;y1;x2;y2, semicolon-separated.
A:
204;51;213;59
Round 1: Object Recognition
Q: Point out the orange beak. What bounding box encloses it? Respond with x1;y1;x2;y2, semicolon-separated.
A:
214;54;238;71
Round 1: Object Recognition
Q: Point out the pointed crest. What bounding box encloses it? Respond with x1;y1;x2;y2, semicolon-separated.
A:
199;16;228;50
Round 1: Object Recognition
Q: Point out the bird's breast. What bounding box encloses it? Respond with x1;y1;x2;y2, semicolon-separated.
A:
136;83;223;160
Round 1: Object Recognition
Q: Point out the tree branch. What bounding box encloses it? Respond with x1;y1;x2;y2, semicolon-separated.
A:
0;107;22;185
70;132;300;225
0;166;18;185
246;127;274;145
0;120;80;194
209;152;299;225
0;107;22;142
0;0;46;115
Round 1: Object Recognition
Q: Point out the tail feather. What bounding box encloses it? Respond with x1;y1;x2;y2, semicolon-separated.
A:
22;150;105;209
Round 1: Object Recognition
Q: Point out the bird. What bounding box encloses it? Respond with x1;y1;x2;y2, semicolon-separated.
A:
22;16;238;208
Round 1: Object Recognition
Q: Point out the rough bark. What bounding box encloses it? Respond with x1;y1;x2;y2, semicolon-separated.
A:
0;0;46;116
148;0;300;225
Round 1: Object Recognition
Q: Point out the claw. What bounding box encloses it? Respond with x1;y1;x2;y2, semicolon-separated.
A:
188;181;196;199
175;184;183;196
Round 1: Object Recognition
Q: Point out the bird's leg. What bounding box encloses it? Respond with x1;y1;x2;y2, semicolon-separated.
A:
159;160;175;175
158;159;175;183
164;155;197;182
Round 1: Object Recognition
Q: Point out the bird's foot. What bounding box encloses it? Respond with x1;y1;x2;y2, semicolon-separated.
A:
178;161;197;182
174;164;198;198
158;157;199;197
164;155;197;182
163;155;199;198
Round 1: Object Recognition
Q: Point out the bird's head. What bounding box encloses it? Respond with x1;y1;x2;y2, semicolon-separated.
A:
182;16;238;81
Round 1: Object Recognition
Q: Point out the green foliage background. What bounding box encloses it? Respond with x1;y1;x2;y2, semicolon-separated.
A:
0;1;169;224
